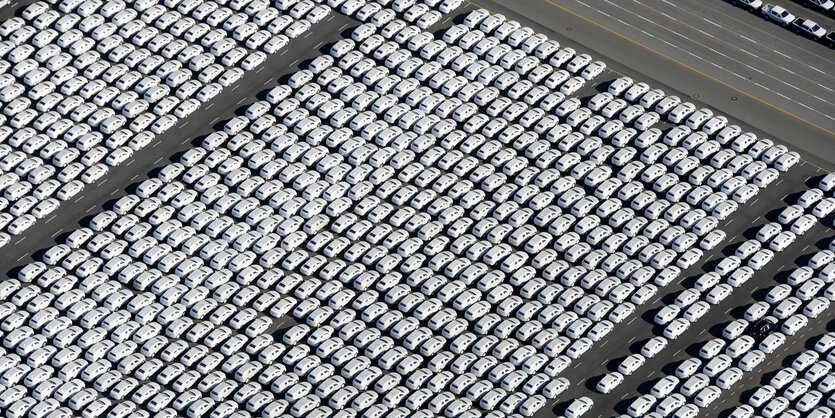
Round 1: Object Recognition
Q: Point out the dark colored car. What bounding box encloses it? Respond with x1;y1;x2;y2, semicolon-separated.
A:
750;318;776;339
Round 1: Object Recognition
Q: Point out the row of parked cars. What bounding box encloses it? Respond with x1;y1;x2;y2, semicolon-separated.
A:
613;174;835;418
0;0;508;415
0;0;495;418
730;329;835;418
735;1;835;46
0;0;329;244
0;2;811;418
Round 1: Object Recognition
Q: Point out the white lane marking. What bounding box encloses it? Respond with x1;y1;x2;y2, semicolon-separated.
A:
698;29;716;39
580;0;835;112
773;50;791;59
707;47;726;57
739;34;756;43
637;0;835;65
746;65;765;74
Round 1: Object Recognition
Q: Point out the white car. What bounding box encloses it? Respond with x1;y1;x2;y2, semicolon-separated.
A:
762;3;795;26
8;214;36;235
778;204;804;224
608;76;634;96
694;386;721;407
664;318;690;339
650;376;680;398
668;102;697;124
675;358;702;379
640;337;668;358
627;395;656;417
700;230;726;250
738;350;765;372
759;333;787;354
705;284;733;304
596;372;624;394
791;214;817;235
768;231;797;252
618;354;646;375
581;61;606;81
565;396;593;418
747;249;774;270
654;305;681;325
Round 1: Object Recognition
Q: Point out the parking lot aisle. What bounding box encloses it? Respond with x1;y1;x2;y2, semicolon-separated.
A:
551;166;823;416
561;222;828;417
471;0;835;170
0;12;360;278
712;313;835;415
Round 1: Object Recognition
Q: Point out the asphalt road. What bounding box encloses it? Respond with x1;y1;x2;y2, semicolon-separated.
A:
0;11;360;278
471;0;835;171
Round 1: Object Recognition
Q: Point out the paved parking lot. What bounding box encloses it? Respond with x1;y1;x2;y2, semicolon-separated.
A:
539;161;826;414
0;11;357;276
0;0;832;417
